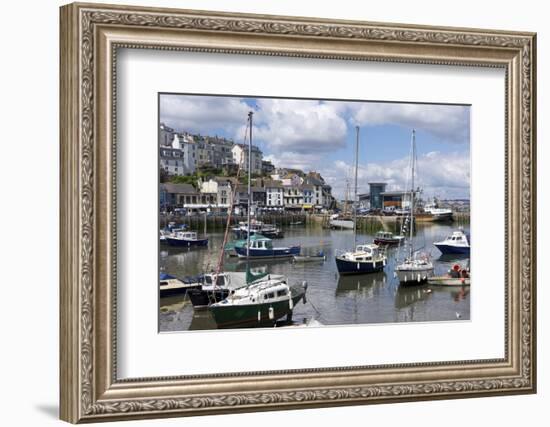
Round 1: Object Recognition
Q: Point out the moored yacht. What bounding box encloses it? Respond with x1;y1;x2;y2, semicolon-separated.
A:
394;129;434;285
395;255;434;284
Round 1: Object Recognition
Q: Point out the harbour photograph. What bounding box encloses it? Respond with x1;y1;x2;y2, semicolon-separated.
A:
158;93;471;331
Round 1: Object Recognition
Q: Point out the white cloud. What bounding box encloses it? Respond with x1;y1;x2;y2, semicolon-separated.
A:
251;99;348;154
349;103;470;144
160;95;250;136
326;151;470;200
264;152;324;172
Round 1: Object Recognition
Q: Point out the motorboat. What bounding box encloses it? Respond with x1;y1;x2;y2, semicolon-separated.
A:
373;230;405;246
234;236;300;259
335;244;387;275
159;272;201;297
165;230;208;247
434;229;470;255
232;221;284;239
187;271;282;309
208;278;307;328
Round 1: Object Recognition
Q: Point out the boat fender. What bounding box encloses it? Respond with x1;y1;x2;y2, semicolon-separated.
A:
417;274;421;282
289;294;293;310
357;263;360;270
383;259;386;267
269;306;274;320
257;311;261;322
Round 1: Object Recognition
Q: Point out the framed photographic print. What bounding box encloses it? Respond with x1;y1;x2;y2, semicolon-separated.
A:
60;2;537;423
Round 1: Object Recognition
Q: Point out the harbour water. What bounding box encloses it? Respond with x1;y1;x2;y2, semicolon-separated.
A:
159;222;470;332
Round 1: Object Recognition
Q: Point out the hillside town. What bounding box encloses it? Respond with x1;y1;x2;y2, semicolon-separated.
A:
159;123;337;214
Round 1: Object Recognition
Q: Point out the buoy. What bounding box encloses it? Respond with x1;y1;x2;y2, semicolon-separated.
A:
269;306;274;320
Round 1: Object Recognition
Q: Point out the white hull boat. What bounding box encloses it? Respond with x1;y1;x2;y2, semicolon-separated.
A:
395;258;434;284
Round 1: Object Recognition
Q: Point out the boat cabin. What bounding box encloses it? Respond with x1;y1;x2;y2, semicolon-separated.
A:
376;231;394;239
444;231;469;245
174;231;198;240
351;244;380;261
248;238;274;250
203;274;228;287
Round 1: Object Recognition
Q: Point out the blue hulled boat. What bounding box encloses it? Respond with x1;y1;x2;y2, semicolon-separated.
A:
434;229;470;255
334;126;388;276
234;236;300;259
165;230;208;247
335;244;387;275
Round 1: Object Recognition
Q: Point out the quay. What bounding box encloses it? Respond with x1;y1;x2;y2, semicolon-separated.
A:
160;212;307;232
162;211;470;233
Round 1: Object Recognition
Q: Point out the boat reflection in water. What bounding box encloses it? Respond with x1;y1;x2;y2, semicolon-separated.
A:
335;272;387;296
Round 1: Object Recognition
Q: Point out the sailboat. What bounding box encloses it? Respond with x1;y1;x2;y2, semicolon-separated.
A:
394;129;434;284
335;126;387;275
207;111;307;328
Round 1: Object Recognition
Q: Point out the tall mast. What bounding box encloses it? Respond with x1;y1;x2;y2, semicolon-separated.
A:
353;126;359;248
409;129;416;258
246;111;253;260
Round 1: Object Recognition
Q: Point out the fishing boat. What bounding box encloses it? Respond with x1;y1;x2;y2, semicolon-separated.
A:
427;263;470;286
234;236;300;259
208;278;307;328
423;199;453;222
165;230;208;247
293;251;326;263
159;272;201;297
395;130;434;285
335;126;388;275
373;230;405;246
434;229;470;255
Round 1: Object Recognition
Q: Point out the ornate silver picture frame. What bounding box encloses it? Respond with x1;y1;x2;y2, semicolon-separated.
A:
60;2;536;423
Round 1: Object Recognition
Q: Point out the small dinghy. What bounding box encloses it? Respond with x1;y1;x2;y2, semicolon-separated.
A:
427;263;470;287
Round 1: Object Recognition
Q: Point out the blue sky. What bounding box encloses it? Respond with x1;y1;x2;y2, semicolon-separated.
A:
160;94;470;200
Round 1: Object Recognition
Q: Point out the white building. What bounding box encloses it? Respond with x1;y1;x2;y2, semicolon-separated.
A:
160;147;187;175
231;144;263;175
159;123;174;147
264;181;284;208
199;178;235;210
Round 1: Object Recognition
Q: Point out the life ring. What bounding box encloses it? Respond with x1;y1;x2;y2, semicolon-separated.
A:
452;264;461;272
